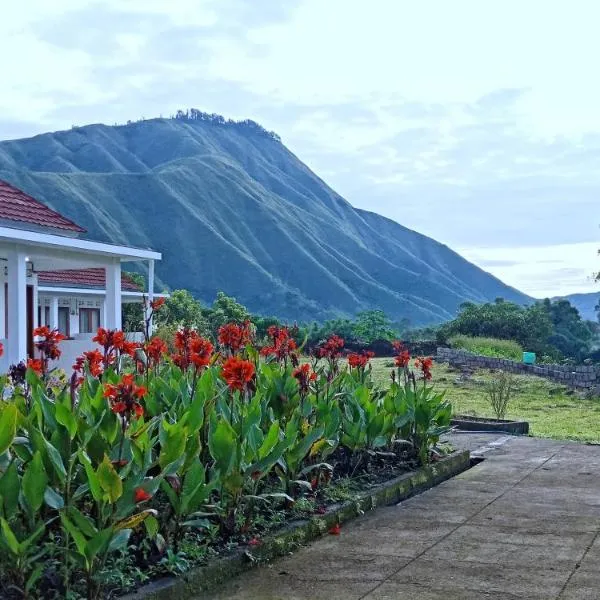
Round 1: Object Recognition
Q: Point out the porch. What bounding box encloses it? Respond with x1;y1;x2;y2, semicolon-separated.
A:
0;224;161;373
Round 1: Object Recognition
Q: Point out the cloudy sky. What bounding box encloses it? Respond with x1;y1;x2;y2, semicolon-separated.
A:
1;0;599;298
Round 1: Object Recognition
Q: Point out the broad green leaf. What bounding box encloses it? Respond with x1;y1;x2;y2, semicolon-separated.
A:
158;421;188;471
0;517;20;555
144;515;159;538
44;438;67;483
85;528;113;563
108;528;131;552
18;521;45;554
44;487;64;510
97;456;123;503
0;404;18;455
60;514;88;560
68;506;97;538
22;452;48;512
208;417;236;475
55;402;78;440
0;462;19;516
78;452;102;502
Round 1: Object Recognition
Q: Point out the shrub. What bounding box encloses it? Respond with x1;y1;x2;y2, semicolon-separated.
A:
486;371;516;420
448;335;523;361
0;326;451;599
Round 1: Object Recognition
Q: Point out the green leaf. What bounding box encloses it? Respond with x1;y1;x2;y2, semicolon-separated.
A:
85;528;113;563
22;452;48;513
44;487;64;510
68;506;97;538
158;421;188;471
144;515;159;538
18;521;45;554
97;455;123;503
0;462;19;516
44;438;67;483
25;564;44;593
55;402;78;440
60;514;88;560
0;517;20;555
208;416;236;475
78;452;102;502
108;529;131;552
0;404;18;455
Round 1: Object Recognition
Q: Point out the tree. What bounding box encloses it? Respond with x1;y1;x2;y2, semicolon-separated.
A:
352;310;397;343
122;272;145;332
204;292;250;339
155;289;207;332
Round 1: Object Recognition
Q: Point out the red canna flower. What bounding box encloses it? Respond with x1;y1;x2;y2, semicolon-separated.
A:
134;487;152;503
392;341;411;368
347;351;374;370
414;356;434;380
0;342;3;357
218;321;253;354
292;363;317;396
221;356;255;392
93;328;136;366
261;326;297;364
73;349;104;377
189;336;214;370
317;335;345;359
145;336;168;368
150;297;165;311
328;523;341;535
172;328;213;372
27;358;43;376
247;537;261;547
104;373;147;422
33;326;66;374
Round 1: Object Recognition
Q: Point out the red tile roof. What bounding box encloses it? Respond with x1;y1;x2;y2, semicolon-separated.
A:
0;179;86;233
37;268;141;291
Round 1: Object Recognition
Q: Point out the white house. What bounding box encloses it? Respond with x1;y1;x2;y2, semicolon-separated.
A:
0;179;161;372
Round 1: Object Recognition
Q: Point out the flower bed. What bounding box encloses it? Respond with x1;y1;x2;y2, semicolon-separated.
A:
0;313;452;600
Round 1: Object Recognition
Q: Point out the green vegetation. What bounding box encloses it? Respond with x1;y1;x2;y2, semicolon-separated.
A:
369;359;600;443
0;116;529;325
485;371;516;420
0;326;450;599
448;334;523;360
438;298;598;362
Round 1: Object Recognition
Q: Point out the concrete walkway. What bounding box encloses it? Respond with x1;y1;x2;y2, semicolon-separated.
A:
205;434;600;599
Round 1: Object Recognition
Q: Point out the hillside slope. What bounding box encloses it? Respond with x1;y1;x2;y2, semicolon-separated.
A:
556;293;599;321
0;117;530;324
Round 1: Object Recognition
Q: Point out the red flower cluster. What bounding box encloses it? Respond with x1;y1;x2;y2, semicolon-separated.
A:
145;336;168;369
221;356;255;392
27;358;43;376
392;341;411;368
218;321;253;354
93;328;137;366
134;487;152;503
347;350;375;369
173;328;214;371
73;349;104;377
103;373;147;421
150;297;165;311
414;357;434;381
292;363;317;395
317;335;345;359
261;326;297;363
33;326;66;361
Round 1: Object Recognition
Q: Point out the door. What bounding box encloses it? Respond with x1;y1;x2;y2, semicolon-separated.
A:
26;285;34;358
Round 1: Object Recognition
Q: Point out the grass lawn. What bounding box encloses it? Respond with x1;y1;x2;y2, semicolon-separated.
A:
369;358;600;444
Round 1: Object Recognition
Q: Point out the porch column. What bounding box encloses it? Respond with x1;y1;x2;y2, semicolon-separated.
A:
0;278;5;339
7;249;27;364
105;260;122;330
147;259;155;335
49;297;59;329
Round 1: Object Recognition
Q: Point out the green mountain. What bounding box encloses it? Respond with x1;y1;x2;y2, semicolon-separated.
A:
0;115;530;325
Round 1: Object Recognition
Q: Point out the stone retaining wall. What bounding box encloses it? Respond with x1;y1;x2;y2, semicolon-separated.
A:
437;347;599;390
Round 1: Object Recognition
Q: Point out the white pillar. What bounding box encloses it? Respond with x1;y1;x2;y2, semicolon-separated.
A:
0;277;5;339
7;249;27;364
147;259;155;335
49;296;59;329
32;276;39;331
105;261;122;330
99;299;106;328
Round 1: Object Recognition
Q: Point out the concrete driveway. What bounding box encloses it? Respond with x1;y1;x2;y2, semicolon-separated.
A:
203;434;600;599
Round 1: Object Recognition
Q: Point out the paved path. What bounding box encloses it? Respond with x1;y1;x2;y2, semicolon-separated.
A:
204;434;600;599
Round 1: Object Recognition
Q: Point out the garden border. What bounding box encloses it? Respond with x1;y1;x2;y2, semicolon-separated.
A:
122;449;470;599
451;415;529;435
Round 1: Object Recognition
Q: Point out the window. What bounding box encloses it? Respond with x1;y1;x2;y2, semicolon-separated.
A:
38;305;50;327
79;308;100;334
58;307;70;337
